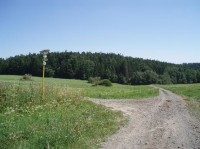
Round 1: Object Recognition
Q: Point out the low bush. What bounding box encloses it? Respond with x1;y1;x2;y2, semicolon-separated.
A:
88;77;112;87
88;77;101;86
99;79;112;87
20;74;32;81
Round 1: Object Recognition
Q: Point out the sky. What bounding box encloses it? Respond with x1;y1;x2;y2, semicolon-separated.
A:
0;0;200;64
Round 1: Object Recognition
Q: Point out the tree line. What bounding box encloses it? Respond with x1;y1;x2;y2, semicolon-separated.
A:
0;51;200;85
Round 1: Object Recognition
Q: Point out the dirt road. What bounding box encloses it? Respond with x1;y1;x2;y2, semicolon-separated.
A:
90;88;200;149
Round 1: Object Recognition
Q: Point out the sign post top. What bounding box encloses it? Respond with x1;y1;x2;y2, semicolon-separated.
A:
40;49;50;56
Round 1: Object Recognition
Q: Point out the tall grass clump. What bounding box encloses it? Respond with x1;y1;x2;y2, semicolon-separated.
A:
0;82;41;113
0;82;125;149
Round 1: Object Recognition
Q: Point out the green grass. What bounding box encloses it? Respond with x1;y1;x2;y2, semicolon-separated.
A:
0;75;22;81
158;84;200;119
0;75;158;99
0;81;125;149
0;75;158;148
84;85;158;99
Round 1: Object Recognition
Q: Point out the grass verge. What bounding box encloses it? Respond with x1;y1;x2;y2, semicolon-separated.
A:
0;82;125;149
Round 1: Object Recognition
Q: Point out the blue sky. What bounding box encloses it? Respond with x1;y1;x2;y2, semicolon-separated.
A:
0;0;199;64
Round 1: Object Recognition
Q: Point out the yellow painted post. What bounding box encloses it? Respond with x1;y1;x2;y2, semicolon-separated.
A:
40;49;50;97
42;63;45;97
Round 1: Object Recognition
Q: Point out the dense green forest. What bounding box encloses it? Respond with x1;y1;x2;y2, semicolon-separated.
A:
0;51;200;85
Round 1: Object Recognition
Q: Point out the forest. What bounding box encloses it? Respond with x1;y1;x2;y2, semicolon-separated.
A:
0;51;200;85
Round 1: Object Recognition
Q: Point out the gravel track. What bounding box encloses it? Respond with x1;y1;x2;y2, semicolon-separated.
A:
89;88;200;149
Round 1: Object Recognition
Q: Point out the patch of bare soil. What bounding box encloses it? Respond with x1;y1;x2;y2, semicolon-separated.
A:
89;88;200;149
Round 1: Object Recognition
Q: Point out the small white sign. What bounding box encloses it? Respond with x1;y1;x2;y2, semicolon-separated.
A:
43;61;46;65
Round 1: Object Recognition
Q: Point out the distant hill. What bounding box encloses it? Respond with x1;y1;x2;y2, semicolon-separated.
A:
0;51;200;85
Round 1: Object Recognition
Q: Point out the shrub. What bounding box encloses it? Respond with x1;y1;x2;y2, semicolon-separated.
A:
21;74;32;81
88;77;93;83
99;79;112;87
88;77;101;86
88;77;112;87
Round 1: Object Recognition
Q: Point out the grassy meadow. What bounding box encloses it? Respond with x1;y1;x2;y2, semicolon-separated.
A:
159;84;200;119
0;75;159;99
0;75;158;149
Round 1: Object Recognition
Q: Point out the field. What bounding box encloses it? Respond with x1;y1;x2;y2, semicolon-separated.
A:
0;75;158;149
158;84;200;119
0;75;158;99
